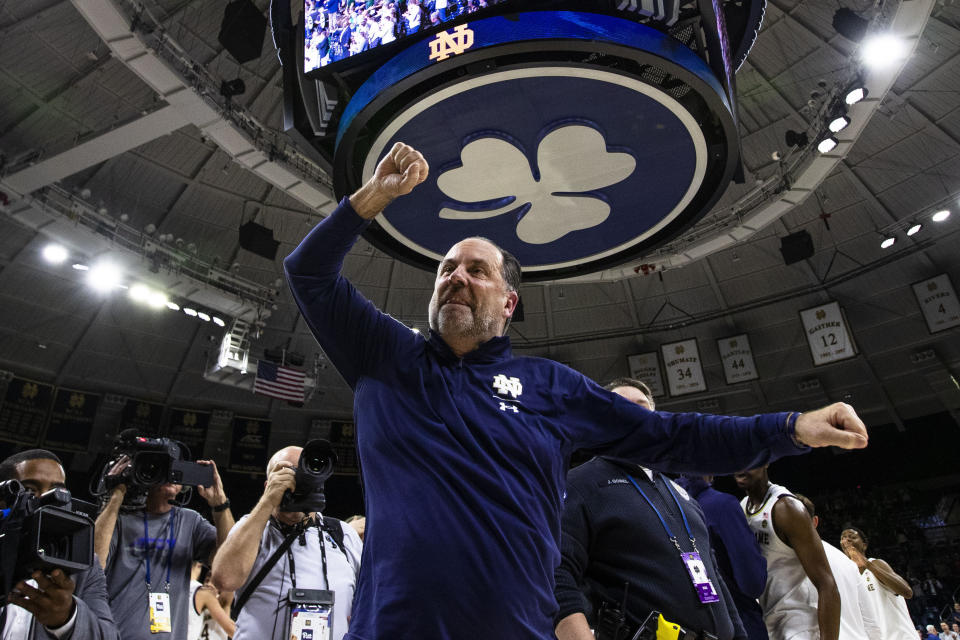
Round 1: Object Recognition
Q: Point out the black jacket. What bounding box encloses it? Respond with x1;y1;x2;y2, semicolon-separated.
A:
554;457;746;640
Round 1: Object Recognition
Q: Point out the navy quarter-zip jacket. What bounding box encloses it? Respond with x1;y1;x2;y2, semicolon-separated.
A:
284;198;808;640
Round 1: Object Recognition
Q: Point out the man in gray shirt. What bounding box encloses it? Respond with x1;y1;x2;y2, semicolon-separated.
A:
93;456;233;640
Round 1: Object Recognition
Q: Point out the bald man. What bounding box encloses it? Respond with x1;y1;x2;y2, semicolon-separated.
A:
211;447;362;640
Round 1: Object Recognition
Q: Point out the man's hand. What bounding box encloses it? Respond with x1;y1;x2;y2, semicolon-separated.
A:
8;569;76;628
840;539;868;570
104;454;131;494
263;461;297;508
350;142;429;219
196;460;227;507
794;403;868;450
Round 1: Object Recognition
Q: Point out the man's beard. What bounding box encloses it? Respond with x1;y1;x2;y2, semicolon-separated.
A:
428;291;500;340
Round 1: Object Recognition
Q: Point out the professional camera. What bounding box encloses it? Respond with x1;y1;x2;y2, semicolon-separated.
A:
280;439;337;513
104;429;213;492
0;480;95;604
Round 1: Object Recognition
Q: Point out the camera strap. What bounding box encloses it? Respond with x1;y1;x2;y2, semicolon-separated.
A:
287;522;329;590
233;521;303;618
143;508;178;591
234;516;347;618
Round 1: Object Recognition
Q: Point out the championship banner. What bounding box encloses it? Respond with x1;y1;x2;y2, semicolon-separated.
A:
119;398;164;436
660;339;707;397
912;274;960;334
329;420;360;476
626;352;666;397
716;334;759;385
168;408;211;460
799;301;856;366
43;388;101;452
229;416;272;473
0;376;54;445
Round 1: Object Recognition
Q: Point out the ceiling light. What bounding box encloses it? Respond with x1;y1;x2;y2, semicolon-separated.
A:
817;137;838;154
880;236;896;249
147;291;168;309
42;244;68;264
212;316;226;327
183;307;198;317
845;86;868;105
166;301;180;311
861;34;908;69
129;283;151;302
87;262;123;292
932;209;950;222
906;222;922;236
72;263;89;271
197;312;211;322
828;116;851;133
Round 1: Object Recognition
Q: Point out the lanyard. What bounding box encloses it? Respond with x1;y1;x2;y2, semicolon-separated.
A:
626;473;700;554
286;519;330;591
143;508;178;591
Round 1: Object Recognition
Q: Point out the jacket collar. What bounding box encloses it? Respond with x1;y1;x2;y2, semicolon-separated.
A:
599;456;656;479
675;475;710;498
427;329;513;363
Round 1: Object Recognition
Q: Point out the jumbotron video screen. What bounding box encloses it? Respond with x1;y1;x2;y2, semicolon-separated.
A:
304;0;509;71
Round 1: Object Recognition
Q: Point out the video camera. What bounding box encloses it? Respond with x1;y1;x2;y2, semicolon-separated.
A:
280;439;337;513
105;429;213;492
0;479;95;604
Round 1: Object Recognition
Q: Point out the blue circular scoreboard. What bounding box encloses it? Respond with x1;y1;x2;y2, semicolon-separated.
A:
285;2;761;279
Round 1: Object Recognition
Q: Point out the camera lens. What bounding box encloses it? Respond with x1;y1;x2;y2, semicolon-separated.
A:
305;454;327;474
299;440;336;477
133;453;167;486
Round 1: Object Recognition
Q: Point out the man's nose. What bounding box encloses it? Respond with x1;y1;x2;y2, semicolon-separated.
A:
448;264;468;284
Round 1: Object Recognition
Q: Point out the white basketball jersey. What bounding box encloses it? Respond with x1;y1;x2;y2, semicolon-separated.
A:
822;542;875;640
862;563;917;640
742;483;818;640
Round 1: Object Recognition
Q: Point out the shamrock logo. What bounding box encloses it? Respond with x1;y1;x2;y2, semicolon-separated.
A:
816;310;826;320
730;340;738;348
136;403;151;418
21;383;39;400
675;345;685;354
928;282;937;291
69;393;85;409
436;125;636;244
183;412;197;427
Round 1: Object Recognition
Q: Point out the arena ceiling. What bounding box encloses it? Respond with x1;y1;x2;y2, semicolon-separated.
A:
0;0;959;459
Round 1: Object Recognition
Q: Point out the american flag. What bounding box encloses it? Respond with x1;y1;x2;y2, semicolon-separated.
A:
253;360;305;402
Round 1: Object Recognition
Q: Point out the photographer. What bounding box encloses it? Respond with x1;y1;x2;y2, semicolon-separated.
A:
211;445;362;640
93;452;233;640
0;449;120;640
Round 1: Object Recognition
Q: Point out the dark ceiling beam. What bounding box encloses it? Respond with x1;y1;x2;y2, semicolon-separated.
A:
126;146;315;217
0;0;69;34
161;322;205;406
0;56;113;138
52;299;109;386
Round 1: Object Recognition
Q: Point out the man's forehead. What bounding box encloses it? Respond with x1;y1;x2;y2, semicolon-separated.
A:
442;238;502;264
17;458;65;482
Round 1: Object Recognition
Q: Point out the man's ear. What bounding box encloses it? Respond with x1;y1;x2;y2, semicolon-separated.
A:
503;290;519;318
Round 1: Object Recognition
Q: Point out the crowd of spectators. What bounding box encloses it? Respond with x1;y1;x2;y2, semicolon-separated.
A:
304;0;492;70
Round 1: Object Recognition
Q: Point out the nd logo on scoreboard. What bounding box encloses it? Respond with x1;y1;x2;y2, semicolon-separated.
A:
429;25;475;62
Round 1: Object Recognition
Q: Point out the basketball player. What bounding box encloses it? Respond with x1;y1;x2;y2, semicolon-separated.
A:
735;466;840;640
840;527;917;640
